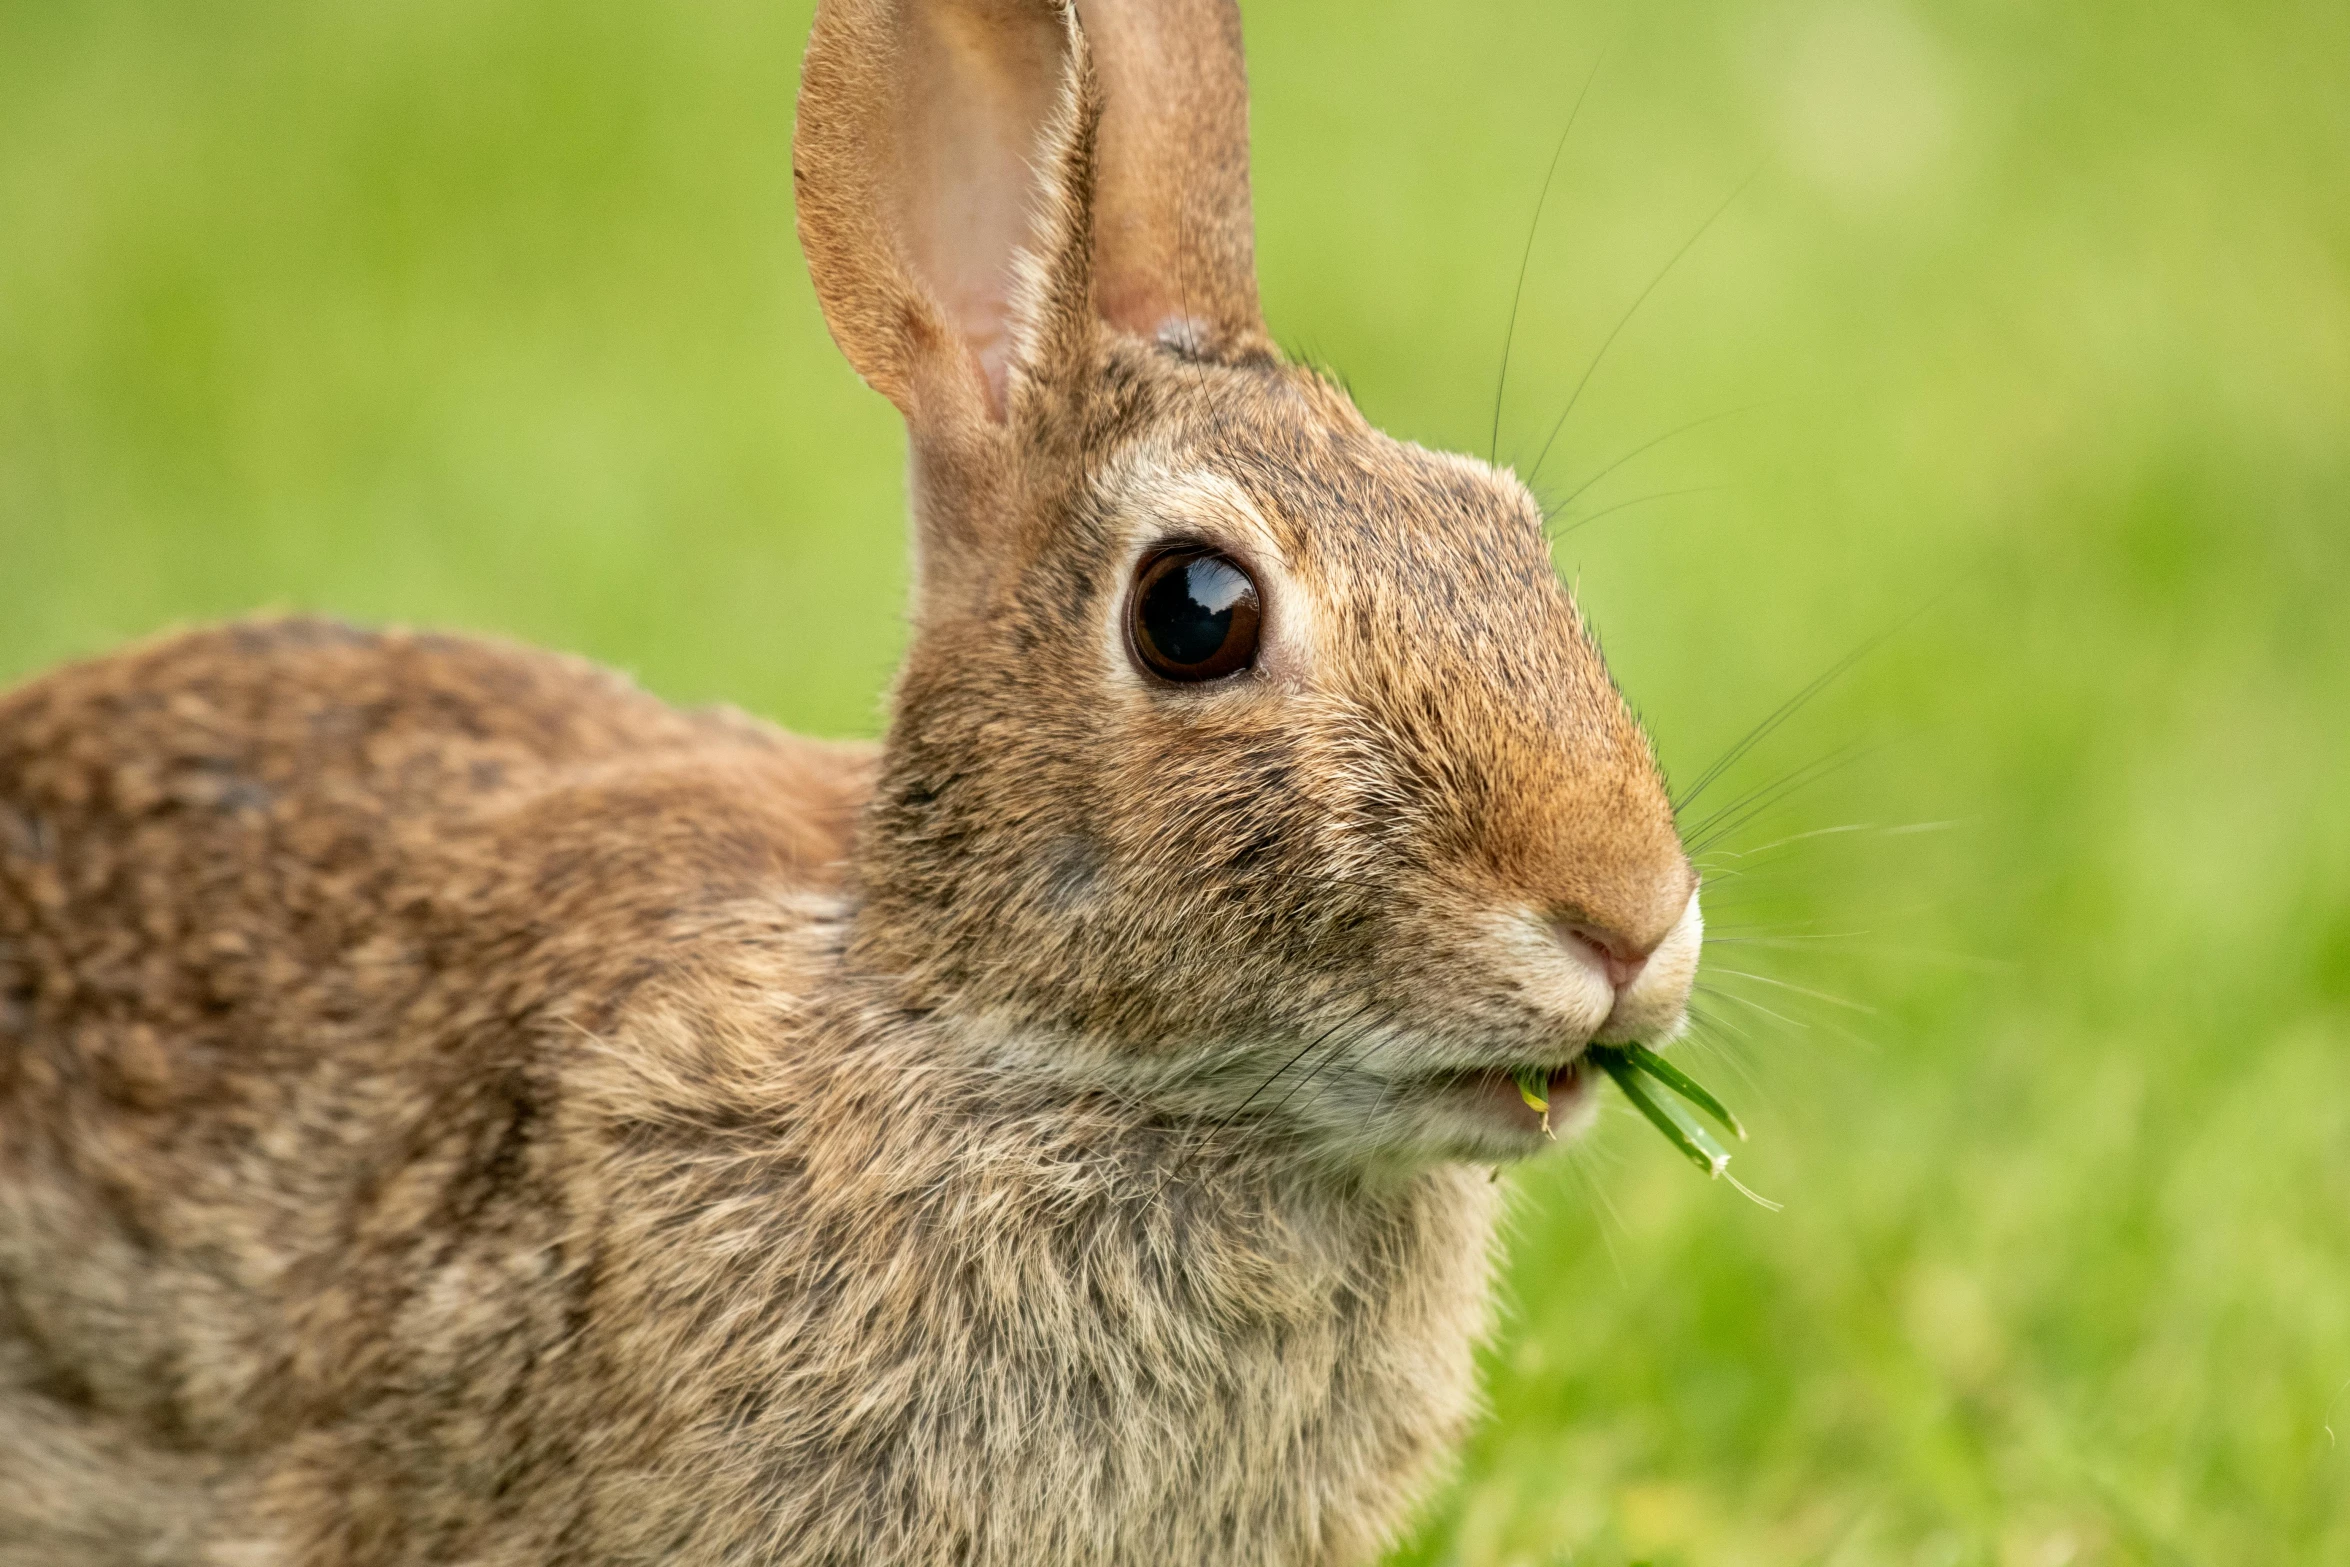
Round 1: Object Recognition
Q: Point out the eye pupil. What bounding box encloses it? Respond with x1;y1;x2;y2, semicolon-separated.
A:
1143;557;1246;663
1129;548;1262;682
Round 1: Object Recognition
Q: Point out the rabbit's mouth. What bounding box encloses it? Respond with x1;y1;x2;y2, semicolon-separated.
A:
1417;1056;1599;1141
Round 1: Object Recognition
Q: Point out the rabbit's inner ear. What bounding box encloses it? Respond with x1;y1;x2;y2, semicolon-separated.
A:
796;0;1085;426
894;8;1070;409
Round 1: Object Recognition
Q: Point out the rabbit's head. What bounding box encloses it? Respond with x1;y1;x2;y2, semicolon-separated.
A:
797;0;1697;1165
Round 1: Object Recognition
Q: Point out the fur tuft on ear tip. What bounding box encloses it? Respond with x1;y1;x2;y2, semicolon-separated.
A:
1154;317;1209;355
1145;315;1271;365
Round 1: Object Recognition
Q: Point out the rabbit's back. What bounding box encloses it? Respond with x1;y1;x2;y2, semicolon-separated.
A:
0;619;872;1561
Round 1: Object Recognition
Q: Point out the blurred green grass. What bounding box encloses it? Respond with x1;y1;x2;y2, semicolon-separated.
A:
3;0;2345;1561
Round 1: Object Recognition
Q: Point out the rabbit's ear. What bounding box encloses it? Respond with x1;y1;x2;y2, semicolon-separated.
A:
794;0;1264;439
794;0;1093;430
1079;0;1263;356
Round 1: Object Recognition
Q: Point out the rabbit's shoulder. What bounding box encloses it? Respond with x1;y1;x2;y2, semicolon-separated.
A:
1;616;863;808
0;620;872;1465
0;615;870;1030
0;614;873;903
0;615;875;1102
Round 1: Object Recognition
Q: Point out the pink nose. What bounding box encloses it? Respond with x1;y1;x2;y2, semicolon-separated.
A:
1554;920;1653;993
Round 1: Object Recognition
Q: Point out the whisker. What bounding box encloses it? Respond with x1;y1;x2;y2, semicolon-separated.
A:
1548;483;1730;539
1546;400;1766;514
1491;45;1610;464
1212;998;1383;1136
1724;938;2014;972
1692;914;1846;933
1528;166;1760;485
1671;640;1881;817
1701;978;1889;1056
1670;594;1949;817
1693;981;1804;1033
1706;967;1876;1015
1677;1012;1772;1102
1701;822;1878;860
1572;1145;1636;1288
1267;1008;1395;1121
1684;742;1882;856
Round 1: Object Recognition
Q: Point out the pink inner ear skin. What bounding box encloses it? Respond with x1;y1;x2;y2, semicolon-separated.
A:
959;322;1014;420
894;3;1068;420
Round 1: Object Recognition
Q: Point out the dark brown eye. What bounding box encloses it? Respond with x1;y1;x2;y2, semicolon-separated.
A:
1127;547;1262;683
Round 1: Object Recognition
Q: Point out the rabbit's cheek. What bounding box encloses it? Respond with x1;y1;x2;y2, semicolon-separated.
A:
1480;908;1619;1040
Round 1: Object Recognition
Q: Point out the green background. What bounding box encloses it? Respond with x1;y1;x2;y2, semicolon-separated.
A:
3;0;2344;1561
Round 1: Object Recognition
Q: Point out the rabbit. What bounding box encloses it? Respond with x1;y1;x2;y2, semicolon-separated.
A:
0;0;1706;1562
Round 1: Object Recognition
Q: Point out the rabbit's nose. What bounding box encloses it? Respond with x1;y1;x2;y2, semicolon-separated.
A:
1550;919;1654;994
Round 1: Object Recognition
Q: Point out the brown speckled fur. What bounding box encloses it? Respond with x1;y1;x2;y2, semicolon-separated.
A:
0;2;1696;1563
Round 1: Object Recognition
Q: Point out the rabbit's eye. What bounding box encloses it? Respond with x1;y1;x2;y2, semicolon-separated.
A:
1128;548;1261;683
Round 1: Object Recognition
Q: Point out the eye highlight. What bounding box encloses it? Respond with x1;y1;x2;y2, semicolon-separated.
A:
1127;547;1262;683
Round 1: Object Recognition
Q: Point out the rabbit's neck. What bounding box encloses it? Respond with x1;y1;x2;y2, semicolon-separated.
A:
587;995;1507;1566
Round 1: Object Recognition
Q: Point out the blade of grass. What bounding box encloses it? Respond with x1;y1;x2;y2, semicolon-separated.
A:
1616;1042;1746;1140
1513;1065;1553;1137
1597;1053;1730;1176
1595;1051;1781;1209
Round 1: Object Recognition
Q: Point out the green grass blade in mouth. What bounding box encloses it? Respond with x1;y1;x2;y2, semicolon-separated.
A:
1614;1042;1745;1141
1595;1052;1729;1177
1591;1047;1779;1209
1513;1065;1553;1137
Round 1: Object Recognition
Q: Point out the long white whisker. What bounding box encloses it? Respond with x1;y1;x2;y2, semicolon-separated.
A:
1707;967;1876;1015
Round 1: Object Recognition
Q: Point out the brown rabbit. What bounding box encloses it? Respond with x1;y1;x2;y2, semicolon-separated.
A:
0;1;1704;1562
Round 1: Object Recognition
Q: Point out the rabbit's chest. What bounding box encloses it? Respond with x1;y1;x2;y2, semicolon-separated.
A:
575;1080;1509;1565
757;1158;1506;1566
